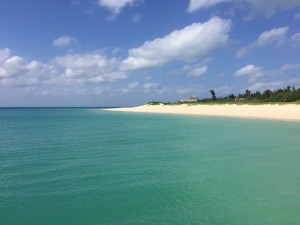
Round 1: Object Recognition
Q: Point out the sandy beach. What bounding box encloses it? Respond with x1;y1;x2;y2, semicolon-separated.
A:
105;104;300;121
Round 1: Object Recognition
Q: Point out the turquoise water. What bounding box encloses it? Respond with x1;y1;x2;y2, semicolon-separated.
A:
0;108;300;225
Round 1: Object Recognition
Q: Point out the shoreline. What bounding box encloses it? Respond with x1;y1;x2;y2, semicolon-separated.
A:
105;104;300;122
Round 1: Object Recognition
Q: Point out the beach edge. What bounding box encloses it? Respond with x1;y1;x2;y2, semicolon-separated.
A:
104;104;300;121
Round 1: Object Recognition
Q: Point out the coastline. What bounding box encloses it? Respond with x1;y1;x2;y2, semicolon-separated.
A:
105;104;300;122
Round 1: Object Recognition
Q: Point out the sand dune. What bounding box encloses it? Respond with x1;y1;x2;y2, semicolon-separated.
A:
105;104;300;121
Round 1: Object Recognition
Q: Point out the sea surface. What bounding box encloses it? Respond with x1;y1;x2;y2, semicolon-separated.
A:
0;108;300;225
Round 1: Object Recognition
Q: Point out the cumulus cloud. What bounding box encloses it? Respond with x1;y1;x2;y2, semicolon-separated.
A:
256;27;289;46
187;0;231;12
52;35;76;48
0;48;51;89
53;53;126;83
0;48;128;93
98;0;140;15
235;64;263;76
0;49;29;79
0;56;26;78
1;48;180;103
235;64;264;82
188;65;208;76
121;17;230;70
236;26;289;58
235;63;300;85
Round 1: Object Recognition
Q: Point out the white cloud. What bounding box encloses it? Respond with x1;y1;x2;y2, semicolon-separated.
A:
0;48;127;92
235;63;300;86
26;60;42;71
0;55;26;78
98;0;140;15
248;81;284;91
256;27;289;46
52;35;76;48
53;53;126;83
187;0;230;12
235;64;263;77
291;32;300;47
121;17;230;70
235;64;264;82
236;26;289;58
189;65;208;76
0;48;51;89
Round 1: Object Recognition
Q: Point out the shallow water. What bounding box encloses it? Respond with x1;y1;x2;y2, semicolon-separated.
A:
1;108;300;225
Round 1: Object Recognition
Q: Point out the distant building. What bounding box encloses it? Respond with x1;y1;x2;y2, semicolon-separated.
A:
187;96;198;102
179;96;199;102
235;97;246;102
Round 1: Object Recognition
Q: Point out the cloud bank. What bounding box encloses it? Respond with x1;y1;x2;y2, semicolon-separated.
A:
0;48;127;92
1;17;230;93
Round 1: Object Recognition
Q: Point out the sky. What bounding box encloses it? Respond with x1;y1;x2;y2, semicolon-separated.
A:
0;0;300;107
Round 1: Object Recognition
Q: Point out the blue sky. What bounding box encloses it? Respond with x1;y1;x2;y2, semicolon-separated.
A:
0;0;300;106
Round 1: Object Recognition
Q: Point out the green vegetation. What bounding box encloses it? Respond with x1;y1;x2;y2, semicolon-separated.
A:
168;86;300;105
209;89;216;101
147;101;163;105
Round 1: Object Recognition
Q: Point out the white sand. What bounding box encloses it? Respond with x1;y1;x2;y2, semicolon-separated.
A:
105;104;300;121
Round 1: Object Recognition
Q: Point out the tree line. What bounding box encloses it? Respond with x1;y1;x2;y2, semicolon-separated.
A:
148;86;300;105
202;86;300;103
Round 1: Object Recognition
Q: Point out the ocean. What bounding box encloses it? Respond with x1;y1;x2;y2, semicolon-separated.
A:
0;108;300;225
